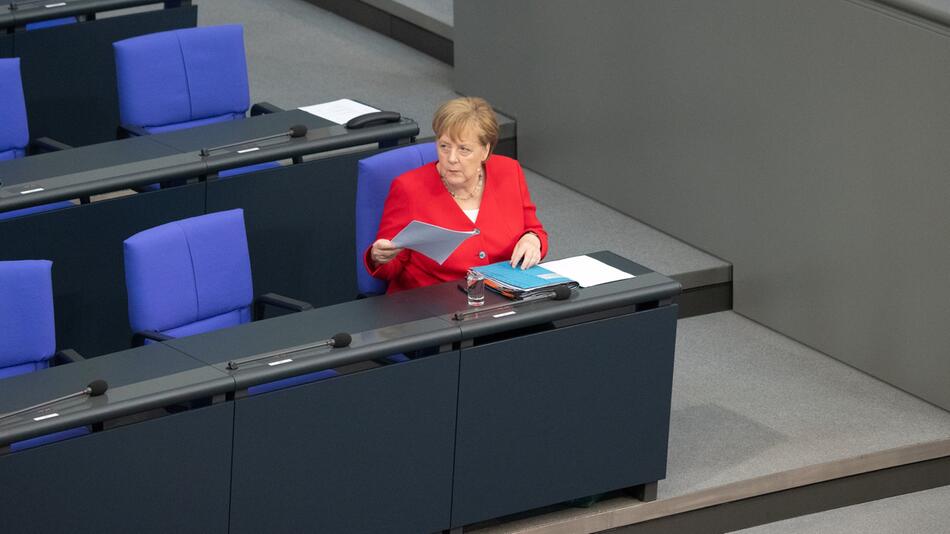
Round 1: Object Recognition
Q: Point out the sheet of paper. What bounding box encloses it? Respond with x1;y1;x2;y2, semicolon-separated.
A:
391;220;478;265
540;255;634;288
299;99;380;125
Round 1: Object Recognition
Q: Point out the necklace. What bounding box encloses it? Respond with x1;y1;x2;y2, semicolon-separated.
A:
441;167;484;201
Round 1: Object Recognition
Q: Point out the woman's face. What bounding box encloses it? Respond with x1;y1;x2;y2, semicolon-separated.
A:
436;126;490;186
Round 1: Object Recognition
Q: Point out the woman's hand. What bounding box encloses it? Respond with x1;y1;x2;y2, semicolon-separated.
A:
510;232;542;270
370;239;403;266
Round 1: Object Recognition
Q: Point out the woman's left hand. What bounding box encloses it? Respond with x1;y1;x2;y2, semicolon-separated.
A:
510;232;542;270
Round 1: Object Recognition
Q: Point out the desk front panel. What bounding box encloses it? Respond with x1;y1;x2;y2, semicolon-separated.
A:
0;33;11;58
451;304;678;527
229;353;459;534
15;6;198;147
0;402;233;534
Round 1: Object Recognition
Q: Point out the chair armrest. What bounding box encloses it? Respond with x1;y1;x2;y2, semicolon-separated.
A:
253;292;313;320
117;124;150;139
52;348;85;365
250;101;284;116
132;330;174;347
31;137;72;153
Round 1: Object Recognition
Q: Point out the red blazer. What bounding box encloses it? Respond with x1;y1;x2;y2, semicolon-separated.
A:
365;154;548;293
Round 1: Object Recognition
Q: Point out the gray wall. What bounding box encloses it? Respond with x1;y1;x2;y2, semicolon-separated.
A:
455;0;950;410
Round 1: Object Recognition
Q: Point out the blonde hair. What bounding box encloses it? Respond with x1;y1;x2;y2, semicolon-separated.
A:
432;97;499;154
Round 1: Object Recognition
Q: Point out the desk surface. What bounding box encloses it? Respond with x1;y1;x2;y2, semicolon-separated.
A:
0;251;679;443
148;109;336;152
0;343;232;445
0;108;418;211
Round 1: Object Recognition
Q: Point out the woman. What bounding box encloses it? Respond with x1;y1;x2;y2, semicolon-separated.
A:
366;97;548;293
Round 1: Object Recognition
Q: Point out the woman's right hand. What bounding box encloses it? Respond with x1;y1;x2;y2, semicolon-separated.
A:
370;239;403;266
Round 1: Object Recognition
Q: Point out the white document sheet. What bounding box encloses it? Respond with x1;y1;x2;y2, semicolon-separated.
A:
391;220;478;265
540;255;634;288
299;99;380;125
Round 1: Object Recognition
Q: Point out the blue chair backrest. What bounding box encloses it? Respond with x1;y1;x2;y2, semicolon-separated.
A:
0;260;56;379
0;58;29;161
124;209;254;338
355;143;438;295
113;24;250;134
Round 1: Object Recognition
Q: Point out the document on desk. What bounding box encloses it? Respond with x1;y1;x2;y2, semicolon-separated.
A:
391;220;478;264
541;255;635;288
299;99;380;125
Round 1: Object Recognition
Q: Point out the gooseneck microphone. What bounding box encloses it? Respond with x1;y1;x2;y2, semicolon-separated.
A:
0;379;109;422
199;124;308;157
226;332;352;370
453;285;573;321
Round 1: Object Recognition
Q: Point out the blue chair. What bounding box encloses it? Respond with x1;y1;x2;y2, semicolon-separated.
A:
355;143;438;296
0;58;74;220
113;25;281;184
0;260;88;451
123;209;336;392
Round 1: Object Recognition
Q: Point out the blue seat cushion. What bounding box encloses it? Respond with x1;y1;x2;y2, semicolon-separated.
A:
0;200;74;222
10;426;89;452
219;160;281;178
0;147;25;161
124;209;254;334
163;308;251;339
114;25;250;130
25;17;78;31
0;359;50;381
0;260;56;372
143;112;245;134
0;58;29;156
247;369;339;396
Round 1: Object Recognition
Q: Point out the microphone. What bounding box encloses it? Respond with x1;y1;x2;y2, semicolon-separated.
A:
0;379;109;422
453;285;572;321
199;124;308;157
226;332;352;370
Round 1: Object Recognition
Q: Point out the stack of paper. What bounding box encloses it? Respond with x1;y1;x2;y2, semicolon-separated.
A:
541;255;635;287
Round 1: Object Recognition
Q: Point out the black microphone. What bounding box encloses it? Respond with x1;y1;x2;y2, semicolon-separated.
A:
453;285;573;321
0;379;109;422
199;124;308;157
226;332;352;370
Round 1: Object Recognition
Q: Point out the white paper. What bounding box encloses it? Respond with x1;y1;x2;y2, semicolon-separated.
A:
540;255;634;288
299;99;380;125
391;220;478;265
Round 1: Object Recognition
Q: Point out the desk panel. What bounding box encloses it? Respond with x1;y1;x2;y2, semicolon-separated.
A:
15;6;197;147
0;33;12;57
451;305;678;527
229;354;459;534
0;403;233;534
148;109;336;152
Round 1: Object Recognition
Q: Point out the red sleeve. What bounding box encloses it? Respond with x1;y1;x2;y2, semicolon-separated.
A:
363;177;412;281
516;162;549;258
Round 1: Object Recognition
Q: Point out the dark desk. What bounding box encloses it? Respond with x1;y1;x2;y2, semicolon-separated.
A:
1;1;197;147
168;286;462;533
0;252;680;532
0;343;234;533
0;111;418;357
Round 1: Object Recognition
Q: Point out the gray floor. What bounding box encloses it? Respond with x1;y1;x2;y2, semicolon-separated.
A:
733;484;950;534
